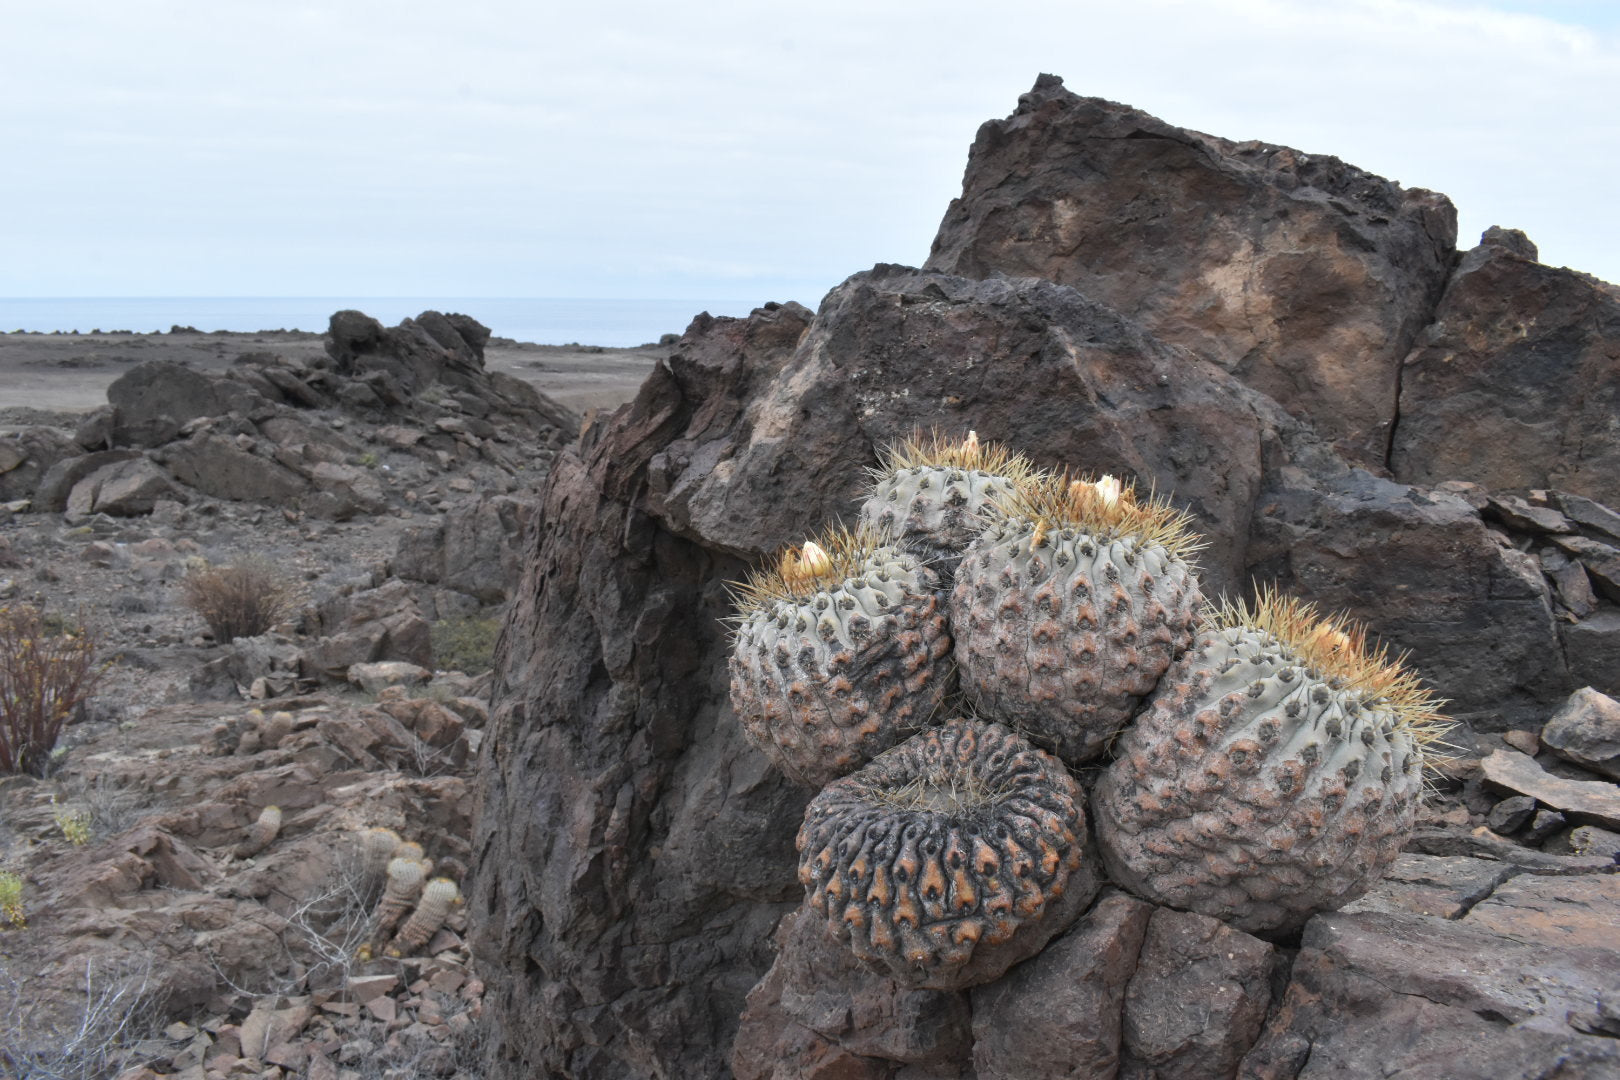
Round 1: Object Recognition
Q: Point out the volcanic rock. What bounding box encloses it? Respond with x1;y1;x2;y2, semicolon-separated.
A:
1391;233;1620;506
1542;686;1620;781
1241;911;1620;1077
1480;749;1620;830
1119;907;1275;1080
1562;611;1620;697
926;74;1456;466
1249;468;1569;727
970;891;1150;1080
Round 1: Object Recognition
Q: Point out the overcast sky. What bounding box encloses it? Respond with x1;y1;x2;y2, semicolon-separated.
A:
2;0;1616;306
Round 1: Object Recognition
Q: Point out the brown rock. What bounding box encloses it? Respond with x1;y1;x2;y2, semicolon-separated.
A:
35;449;143;512
1241;911;1620;1077
1484;494;1573;535
1555;491;1620;544
1249;470;1571;727
1119;908;1274;1080
1392;237;1620;506
1339;853;1514;920
1462;872;1620;952
1480;749;1620;829
733;906;971;1075
926;75;1455;466
1551;825;1620;860
1499;730;1540;755
970;891;1151;1080
1542;548;1599;618
161;433;308;504
1563;611;1620;697
1542;687;1620;781
1551;535;1620;603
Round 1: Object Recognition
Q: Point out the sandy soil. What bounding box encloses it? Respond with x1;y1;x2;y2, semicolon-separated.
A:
0;329;666;433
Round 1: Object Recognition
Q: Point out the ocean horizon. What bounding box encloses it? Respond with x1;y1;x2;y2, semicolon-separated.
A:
0;296;777;349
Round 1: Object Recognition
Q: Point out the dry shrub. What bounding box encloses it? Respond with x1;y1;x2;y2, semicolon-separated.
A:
181;560;293;645
0;605;101;776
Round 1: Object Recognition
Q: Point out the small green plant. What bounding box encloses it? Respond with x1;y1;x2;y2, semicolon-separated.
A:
0;605;102;776
181;560;294;645
357;451;379;468
0;871;24;928
52;795;91;845
431;616;500;675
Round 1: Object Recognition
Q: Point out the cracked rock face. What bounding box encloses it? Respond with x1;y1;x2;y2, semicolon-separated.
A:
796;719;1094;989
926;73;1458;467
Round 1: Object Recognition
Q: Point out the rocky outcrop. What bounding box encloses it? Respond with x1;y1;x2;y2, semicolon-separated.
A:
1391;229;1620;505
925;74;1457;467
3;310;576;519
474;79;1620;1079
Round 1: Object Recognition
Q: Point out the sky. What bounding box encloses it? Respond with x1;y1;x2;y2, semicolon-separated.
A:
2;0;1617;308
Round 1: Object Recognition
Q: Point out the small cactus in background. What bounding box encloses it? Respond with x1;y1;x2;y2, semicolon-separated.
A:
386;877;461;957
234;805;282;859
367;854;429;955
1093;591;1450;934
858;431;1040;575
950;472;1204;764
797;719;1093;989
728;527;953;787
358;827;403;880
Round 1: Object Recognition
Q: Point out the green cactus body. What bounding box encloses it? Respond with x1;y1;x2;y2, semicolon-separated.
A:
1093;600;1446;934
950;513;1201;764
797;719;1093;990
729;537;952;788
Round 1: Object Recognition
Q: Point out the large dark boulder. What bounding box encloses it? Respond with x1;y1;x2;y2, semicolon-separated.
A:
1390;230;1620;506
926;74;1457;467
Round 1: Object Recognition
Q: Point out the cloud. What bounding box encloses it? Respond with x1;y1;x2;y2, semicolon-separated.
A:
0;0;1615;298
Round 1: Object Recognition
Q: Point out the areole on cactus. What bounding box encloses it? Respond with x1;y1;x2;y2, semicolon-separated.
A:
1092;589;1451;934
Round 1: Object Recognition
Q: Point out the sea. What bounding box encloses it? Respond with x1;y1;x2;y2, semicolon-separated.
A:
0;297;771;349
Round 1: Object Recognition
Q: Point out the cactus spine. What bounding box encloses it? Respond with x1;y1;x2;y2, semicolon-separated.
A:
728;526;953;787
387;877;461;957
950;473;1204;764
368;854;429;954
1093;592;1449;933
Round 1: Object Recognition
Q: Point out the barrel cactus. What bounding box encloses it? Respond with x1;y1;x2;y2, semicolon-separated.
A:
858;430;1039;575
728;527;953;788
1093;592;1449;934
797;718;1095;990
950;473;1204;764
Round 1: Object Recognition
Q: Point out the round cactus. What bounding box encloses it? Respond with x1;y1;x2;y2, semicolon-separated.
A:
858;430;1040;575
728;527;953;788
797;718;1094;990
1092;591;1450;934
949;473;1204;764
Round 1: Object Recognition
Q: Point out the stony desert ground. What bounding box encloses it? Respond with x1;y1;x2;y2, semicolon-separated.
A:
0;316;663;1079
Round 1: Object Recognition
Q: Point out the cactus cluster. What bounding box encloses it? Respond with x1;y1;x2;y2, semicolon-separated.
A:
353;828;461;958
726;430;1447;985
234;805;282;859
